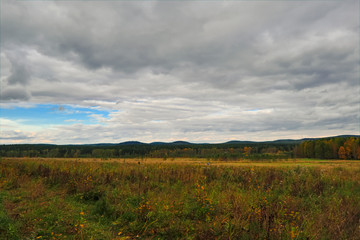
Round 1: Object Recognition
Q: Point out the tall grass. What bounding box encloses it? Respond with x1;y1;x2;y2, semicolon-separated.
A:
0;159;359;239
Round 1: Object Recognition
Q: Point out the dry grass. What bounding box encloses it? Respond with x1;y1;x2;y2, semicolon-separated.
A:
3;157;360;169
1;157;359;239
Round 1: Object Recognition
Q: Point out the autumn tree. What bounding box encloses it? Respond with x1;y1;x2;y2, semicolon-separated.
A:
338;146;346;160
343;138;359;159
243;146;252;156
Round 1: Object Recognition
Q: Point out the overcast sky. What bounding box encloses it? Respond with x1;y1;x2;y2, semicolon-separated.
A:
0;0;359;144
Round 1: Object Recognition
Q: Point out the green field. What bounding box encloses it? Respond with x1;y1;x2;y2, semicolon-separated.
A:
1;158;359;239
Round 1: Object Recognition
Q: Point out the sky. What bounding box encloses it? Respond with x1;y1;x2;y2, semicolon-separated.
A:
0;0;359;144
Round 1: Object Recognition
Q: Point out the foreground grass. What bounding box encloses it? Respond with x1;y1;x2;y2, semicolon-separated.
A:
0;158;359;239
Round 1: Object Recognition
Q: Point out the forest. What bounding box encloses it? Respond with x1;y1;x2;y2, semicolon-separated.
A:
1;135;359;160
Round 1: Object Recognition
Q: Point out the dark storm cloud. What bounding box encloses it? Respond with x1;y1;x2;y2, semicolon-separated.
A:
1;0;358;143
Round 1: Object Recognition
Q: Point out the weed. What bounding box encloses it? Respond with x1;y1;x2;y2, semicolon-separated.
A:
0;158;359;239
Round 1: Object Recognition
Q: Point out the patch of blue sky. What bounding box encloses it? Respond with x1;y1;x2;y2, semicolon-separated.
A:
0;104;113;126
246;108;260;112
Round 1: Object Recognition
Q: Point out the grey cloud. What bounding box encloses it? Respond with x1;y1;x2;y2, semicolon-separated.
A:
0;130;33;140
3;1;357;92
1;1;345;74
5;51;31;85
7;63;30;85
0;0;358;143
1;86;31;101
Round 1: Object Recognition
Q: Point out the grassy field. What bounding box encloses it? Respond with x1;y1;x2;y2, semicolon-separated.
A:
6;157;360;168
0;158;359;239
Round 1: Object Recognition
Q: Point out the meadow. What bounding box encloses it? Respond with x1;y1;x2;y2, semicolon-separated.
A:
0;157;359;239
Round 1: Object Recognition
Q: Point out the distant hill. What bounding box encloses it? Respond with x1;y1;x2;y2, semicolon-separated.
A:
2;135;359;147
149;142;169;145
111;135;359;146
224;140;256;144
85;143;117;146
268;139;304;144
117;141;146;145
171;141;192;145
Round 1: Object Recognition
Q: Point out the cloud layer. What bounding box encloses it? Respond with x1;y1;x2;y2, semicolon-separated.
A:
1;0;359;144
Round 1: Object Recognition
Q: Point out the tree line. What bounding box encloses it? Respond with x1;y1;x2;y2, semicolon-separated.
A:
1;136;359;160
294;136;360;160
